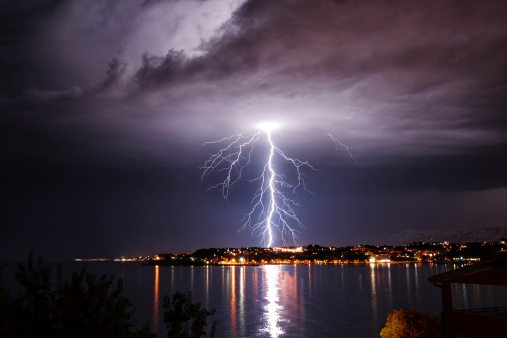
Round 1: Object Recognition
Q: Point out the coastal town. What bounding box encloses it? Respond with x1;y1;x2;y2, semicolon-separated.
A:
77;240;507;265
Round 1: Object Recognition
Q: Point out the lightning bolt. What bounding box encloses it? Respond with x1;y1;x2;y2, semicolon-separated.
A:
328;133;357;165
201;124;315;247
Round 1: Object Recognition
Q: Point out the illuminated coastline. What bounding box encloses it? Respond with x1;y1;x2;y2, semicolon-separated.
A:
76;241;506;266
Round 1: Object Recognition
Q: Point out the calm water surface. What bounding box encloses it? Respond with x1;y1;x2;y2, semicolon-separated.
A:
63;262;457;337
9;261;498;337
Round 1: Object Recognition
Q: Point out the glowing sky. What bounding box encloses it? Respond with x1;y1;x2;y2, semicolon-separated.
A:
1;0;507;259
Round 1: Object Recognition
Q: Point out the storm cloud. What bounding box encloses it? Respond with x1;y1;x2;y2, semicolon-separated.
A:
1;0;507;259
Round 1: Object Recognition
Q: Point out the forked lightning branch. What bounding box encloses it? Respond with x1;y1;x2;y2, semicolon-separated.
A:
201;122;317;247
201;123;354;247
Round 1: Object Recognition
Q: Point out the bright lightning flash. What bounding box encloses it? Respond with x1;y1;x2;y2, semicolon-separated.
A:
201;124;315;247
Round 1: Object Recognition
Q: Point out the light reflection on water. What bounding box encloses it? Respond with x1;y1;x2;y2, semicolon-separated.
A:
260;265;285;338
32;262;492;337
153;265;159;330
239;266;246;335
370;263;377;321
230;265;236;333
452;282;507;310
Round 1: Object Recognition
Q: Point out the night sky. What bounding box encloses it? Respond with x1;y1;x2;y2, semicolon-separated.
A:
2;0;507;260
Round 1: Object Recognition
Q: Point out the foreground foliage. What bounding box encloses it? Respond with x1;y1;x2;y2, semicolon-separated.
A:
0;253;216;338
380;308;443;338
163;291;216;338
0;253;154;338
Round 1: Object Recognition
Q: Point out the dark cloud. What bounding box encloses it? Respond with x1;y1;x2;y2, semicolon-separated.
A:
2;0;506;176
110;0;507;169
1;0;507;259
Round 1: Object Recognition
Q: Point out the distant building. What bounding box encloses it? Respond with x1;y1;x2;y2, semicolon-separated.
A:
369;254;391;263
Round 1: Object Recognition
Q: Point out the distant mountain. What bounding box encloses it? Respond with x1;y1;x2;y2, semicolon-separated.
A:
387;226;507;245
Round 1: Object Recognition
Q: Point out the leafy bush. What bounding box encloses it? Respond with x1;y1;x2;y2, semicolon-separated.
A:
163;291;216;338
1;253;217;338
380;308;443;338
0;252;154;338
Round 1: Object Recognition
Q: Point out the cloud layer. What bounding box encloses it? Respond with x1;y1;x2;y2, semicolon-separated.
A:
3;0;507;172
2;0;507;257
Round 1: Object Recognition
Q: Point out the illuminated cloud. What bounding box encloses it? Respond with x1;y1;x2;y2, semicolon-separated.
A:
3;0;506;172
1;0;507;257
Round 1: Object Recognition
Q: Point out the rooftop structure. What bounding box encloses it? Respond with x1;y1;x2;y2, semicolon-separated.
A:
428;256;507;338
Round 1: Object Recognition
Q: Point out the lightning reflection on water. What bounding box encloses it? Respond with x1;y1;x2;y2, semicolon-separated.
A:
260;265;286;338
